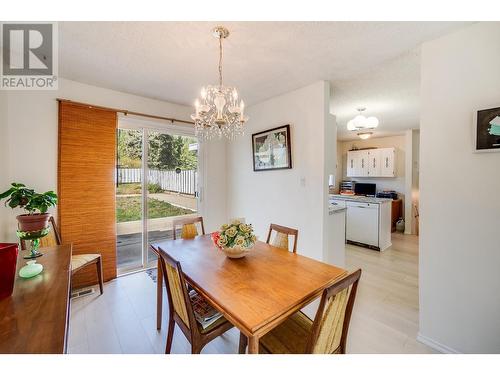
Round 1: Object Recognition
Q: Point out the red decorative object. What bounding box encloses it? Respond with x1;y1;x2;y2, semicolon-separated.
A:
211;232;222;249
0;243;19;299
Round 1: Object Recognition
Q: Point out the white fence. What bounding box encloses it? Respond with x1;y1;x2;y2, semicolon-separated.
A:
117;168;197;196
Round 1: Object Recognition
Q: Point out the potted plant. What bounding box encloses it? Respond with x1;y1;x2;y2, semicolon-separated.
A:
0;183;58;232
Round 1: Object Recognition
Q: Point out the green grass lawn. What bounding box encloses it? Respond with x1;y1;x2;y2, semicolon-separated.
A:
116;196;194;222
117;183;164;195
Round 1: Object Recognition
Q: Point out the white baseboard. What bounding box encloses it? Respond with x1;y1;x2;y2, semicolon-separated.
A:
417;332;462;354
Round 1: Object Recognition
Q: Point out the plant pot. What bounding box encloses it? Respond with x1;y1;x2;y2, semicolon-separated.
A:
16;213;51;232
0;243;19;299
221;244;253;259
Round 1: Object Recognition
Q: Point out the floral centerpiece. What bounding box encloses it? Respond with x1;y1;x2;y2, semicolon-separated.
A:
216;220;256;259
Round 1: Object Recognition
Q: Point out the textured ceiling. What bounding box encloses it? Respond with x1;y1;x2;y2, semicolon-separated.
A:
333;49;422;140
59;21;469;138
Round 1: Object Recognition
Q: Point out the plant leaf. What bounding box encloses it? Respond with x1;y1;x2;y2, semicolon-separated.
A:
0;187;15;199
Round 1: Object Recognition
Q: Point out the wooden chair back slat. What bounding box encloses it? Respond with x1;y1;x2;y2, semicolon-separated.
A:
307;269;361;354
163;261;190;328
158;250;197;333
266;223;298;253
172;216;205;240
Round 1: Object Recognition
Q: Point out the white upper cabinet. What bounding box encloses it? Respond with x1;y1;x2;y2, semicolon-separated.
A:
346;151;358;177
379;148;395;177
346;148;395;178
356;151;368;176
367;149;381;177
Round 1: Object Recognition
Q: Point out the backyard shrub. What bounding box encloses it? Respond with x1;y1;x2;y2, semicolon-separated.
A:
147;183;164;194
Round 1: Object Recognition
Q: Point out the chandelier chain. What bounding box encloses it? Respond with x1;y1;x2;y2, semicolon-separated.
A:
218;37;223;88
191;26;248;141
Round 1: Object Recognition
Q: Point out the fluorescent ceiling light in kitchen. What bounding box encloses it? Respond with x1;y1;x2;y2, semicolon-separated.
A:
357;132;373;140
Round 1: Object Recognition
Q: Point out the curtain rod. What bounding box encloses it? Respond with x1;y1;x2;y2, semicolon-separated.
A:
56;98;195;125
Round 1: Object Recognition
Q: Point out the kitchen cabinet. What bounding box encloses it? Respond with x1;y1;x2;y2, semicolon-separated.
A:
367;149;381;177
325;206;346;267
346;151;358;177
346;147;395;178
330;199;346;208
380;148;395;177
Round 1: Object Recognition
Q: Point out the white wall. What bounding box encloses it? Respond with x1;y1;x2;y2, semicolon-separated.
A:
0;91;8;239
0;78;226;241
226;81;333;261
199;137;227;232
419;22;500;353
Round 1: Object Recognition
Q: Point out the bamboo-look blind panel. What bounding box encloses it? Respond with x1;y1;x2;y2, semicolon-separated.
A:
58;101;117;287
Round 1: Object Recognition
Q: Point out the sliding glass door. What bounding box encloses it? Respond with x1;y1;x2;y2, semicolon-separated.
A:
145;130;199;265
116;128;144;270
116;124;199;273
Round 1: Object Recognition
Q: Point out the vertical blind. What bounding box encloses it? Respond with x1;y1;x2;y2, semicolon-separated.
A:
58;101;117;287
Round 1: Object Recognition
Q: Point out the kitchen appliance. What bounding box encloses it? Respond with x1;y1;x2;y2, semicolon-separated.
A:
376;190;398;200
346;202;379;247
354;182;376;196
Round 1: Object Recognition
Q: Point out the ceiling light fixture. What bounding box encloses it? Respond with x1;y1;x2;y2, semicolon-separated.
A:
191;26;248;141
357;132;373;140
347;107;379;131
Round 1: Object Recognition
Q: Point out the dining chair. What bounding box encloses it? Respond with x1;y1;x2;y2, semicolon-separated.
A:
172;216;205;240
266;223;298;253
158;250;234;354
238;269;361;354
153;215;206;331
20;216;104;294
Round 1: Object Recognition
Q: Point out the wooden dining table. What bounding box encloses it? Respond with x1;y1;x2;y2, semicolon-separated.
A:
0;244;72;354
151;234;347;354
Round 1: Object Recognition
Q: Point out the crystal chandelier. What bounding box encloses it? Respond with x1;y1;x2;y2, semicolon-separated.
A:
191;26;248;141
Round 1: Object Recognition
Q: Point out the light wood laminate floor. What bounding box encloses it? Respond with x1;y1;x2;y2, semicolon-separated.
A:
68;233;435;354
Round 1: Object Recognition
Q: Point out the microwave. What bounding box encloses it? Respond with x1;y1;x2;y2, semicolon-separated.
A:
354;183;376;197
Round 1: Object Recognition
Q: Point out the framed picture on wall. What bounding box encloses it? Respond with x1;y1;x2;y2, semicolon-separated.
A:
474;106;500;152
252;125;292;171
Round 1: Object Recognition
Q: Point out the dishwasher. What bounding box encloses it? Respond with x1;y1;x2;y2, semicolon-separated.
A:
346;201;379;247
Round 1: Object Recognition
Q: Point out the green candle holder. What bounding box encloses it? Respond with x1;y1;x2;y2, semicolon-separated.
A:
17;227;50;259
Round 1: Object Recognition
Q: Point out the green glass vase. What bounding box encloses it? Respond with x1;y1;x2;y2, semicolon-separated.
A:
19;260;43;278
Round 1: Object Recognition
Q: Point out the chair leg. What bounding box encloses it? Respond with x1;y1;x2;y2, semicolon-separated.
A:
165;316;175;354
191;343;202;354
156;258;163;330
96;256;104;295
238;333;248;354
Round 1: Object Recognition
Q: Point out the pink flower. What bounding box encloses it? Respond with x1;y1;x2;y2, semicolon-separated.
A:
211;231;222;249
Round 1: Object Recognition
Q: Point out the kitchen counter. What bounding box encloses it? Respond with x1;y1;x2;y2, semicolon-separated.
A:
329;194;392;204
325;204;346;267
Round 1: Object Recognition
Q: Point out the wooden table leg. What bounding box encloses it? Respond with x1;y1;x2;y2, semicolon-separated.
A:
156;257;163;331
248;335;259;354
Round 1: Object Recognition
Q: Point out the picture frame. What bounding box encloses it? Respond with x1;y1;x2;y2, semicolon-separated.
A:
252;124;292;171
473;105;500;153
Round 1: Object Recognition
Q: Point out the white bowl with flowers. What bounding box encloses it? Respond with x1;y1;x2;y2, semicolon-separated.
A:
215;220;256;259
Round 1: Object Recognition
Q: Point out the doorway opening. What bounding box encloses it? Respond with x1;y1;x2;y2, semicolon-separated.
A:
116;118;199;273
